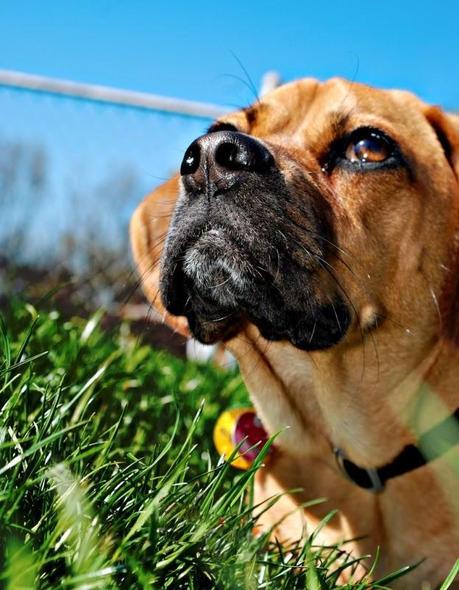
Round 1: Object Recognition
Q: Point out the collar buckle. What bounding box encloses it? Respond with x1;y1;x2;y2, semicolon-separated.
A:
334;447;385;493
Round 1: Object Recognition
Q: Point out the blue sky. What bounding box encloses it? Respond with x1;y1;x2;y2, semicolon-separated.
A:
1;0;459;109
1;1;458;268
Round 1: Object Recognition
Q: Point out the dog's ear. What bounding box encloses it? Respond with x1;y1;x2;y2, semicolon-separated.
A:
424;106;459;177
130;174;190;337
423;108;459;345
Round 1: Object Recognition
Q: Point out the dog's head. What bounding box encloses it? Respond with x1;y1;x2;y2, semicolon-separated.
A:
131;78;459;353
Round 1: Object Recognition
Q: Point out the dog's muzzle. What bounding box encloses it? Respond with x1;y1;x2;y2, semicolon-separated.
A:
160;130;351;349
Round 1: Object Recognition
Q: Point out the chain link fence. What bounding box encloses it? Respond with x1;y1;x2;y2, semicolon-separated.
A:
0;74;229;319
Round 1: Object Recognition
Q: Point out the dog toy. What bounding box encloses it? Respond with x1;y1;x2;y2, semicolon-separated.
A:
213;408;272;469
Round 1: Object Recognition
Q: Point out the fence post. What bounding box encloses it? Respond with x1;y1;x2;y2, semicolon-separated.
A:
259;71;281;97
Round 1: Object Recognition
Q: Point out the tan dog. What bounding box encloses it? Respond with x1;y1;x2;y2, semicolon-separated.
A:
130;78;459;588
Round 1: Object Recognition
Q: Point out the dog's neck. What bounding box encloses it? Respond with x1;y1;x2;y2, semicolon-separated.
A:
228;322;458;468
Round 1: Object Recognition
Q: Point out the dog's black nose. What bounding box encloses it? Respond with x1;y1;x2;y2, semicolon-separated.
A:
180;131;274;195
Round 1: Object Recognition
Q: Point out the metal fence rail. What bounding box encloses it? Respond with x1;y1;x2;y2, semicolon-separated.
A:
0;69;280;118
0;69;230;120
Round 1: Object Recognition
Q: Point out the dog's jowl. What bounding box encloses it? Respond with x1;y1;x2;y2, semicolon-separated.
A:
131;78;459;589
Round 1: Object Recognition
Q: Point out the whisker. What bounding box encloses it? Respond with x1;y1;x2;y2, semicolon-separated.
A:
229;52;260;104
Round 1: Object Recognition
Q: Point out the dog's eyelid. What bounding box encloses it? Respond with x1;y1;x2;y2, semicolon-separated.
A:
347;126;395;146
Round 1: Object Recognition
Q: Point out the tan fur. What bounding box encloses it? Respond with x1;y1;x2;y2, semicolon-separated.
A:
130;79;459;589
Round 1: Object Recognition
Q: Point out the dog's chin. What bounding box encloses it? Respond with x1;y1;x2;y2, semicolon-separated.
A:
161;229;352;350
178;230;249;343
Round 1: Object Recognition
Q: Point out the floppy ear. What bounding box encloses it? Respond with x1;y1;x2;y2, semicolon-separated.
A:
130;174;190;337
424;106;459;176
423;107;459;345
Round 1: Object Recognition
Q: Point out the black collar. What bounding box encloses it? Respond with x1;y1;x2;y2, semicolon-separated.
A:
334;407;459;493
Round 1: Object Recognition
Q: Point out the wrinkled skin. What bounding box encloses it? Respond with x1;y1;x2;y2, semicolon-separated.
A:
131;78;459;588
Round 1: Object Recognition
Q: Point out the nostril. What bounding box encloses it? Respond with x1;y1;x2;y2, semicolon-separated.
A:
180;142;201;175
214;141;242;170
214;135;274;173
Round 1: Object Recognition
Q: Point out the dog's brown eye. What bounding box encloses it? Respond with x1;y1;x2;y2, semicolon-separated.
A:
345;133;391;163
322;127;403;174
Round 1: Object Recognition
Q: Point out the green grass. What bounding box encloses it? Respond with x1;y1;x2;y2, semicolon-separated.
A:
0;300;456;589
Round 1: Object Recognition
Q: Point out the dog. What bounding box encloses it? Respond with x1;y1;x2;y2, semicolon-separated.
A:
130;78;459;588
